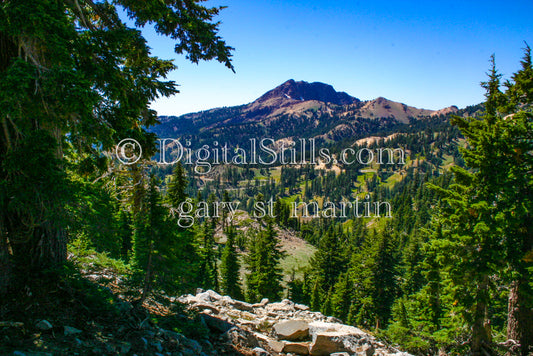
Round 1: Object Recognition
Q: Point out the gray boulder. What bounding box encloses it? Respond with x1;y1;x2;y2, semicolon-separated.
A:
273;319;309;341
283;341;310;355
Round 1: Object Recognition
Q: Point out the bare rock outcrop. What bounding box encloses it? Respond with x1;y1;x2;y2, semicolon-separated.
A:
178;289;412;356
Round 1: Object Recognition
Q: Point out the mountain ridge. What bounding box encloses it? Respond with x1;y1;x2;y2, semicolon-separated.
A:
153;79;459;145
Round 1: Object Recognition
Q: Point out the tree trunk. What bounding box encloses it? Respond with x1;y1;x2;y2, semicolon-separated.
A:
0;227;11;296
33;222;67;267
9;222;67;271
139;240;154;305
472;276;490;356
507;279;533;356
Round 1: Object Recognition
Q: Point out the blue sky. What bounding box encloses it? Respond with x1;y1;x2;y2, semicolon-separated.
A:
141;0;533;116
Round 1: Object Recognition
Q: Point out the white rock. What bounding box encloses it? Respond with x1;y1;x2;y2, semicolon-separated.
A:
308;321;367;339
64;326;82;336
36;320;53;330
273;319;309;341
252;346;269;356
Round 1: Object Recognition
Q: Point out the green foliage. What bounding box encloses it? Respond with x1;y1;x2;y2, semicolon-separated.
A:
0;0;233;291
197;218;219;291
220;225;243;300
167;162;188;208
309;226;347;293
245;215;284;302
347;227;398;329
422;49;533;354
131;174;199;299
68;237;131;275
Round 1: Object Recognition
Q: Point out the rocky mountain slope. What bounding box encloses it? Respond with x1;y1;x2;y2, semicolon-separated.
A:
152;80;458;146
179;289;412;356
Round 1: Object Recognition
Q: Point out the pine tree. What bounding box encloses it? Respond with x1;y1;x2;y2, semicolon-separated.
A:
0;0;233;293
132;175;167;303
245;218;284;302
428;52;533;355
331;272;352;321
165;162;200;292
117;208;133;261
310;279;322;312
372;228;398;329
198;219;218;291
400;232;425;296
309;226;347;293
347;228;397;330
387;225;460;355
167;162;188;208
494;45;533;356
220;224;243;299
287;269;309;305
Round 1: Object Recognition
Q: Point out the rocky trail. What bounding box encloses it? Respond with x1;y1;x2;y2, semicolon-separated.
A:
178;289;412;356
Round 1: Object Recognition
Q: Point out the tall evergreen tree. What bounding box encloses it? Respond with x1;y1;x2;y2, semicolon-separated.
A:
132;175;167;303
167;162;188;208
309;225;347;296
347;228;398;330
0;0;233;293
245;218;284;302
165;160;200;292
429;51;533;355
498;45;533;355
198;219;218;291
220;224;243;299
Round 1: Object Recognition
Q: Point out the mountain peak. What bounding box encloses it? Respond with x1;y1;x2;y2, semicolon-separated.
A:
256;79;360;106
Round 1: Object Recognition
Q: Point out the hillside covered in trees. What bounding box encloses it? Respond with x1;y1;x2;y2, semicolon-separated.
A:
1;1;532;356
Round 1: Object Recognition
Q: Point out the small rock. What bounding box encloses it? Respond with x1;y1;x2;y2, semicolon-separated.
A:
201;313;234;333
283;341;310;355
308;321;366;339
232;300;254;312
252;347;269;356
151;341;163;352
252;298;270;308
194;302;220;314
63;326;82;336
330;353;350;356
273;320;309;341
309;333;347;356
361;344;375;356
196;290;222;303
295;303;310;311
181;337;203;355
35;320;53;331
267;338;285;353
141;337;149;350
